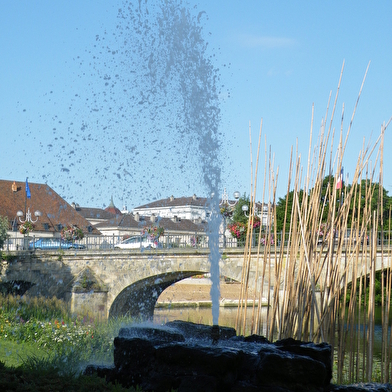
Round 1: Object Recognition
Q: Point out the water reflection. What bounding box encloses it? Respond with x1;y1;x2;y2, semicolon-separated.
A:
155;305;388;351
154;306;270;337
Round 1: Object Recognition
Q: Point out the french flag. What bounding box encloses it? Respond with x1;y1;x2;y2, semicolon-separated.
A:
336;168;343;190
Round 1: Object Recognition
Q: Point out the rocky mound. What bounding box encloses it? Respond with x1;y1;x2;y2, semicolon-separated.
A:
85;320;392;392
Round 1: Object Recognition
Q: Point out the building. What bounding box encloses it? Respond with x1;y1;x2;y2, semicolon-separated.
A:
132;194;209;222
71;203;117;226
76;197;207;247
254;202;274;228
0;180;100;248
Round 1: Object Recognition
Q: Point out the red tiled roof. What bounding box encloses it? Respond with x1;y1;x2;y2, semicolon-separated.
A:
0;180;100;234
105;196;122;215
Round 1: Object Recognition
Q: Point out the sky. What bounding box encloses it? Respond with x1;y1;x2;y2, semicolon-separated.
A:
1;0;391;210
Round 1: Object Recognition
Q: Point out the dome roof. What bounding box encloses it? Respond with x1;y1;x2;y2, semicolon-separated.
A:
105;196;122;215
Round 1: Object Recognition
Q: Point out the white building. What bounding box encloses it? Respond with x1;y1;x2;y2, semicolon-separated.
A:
132;194;209;222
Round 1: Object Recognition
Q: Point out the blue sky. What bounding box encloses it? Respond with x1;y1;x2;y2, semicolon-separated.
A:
1;1;391;209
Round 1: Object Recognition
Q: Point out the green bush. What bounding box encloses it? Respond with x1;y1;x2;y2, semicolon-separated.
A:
0;294;131;364
0;294;146;390
0;215;8;250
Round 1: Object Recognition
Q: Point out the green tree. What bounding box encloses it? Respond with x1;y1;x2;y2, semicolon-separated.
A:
275;176;392;233
230;195;250;225
0;215;9;249
345;180;391;230
223;195;262;245
275;189;304;233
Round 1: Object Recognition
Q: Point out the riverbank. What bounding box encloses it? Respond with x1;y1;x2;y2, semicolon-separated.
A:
155;277;266;308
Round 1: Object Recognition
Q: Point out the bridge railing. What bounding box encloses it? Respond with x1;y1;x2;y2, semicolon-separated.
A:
3;230;392;252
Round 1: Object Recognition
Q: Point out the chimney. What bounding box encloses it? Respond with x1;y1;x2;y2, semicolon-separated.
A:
170;195;174;201
134;212;140;222
150;214;156;223
192;194;197;200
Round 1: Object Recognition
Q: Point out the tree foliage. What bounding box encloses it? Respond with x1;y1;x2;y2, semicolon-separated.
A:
345;180;392;230
0;215;9;249
275;189;304;233
230;195;250;225
222;195;262;244
274;176;392;233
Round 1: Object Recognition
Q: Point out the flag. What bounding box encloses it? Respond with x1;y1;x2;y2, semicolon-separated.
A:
336;168;343;190
25;178;31;199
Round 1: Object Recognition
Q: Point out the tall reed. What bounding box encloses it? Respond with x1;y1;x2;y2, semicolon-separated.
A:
236;63;392;383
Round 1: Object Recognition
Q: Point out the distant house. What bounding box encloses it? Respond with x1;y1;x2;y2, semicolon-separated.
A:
71;204;117;226
132;194;209;222
76;197;207;246
95;213;207;237
254;202;274;228
0;180;100;246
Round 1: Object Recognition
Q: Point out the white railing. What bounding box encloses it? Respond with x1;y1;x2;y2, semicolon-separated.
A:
2;231;391;252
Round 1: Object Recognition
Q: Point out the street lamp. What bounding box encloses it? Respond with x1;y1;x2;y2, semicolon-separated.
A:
242;204;265;221
17;208;41;250
220;189;240;247
17;208;42;223
219;188;240;206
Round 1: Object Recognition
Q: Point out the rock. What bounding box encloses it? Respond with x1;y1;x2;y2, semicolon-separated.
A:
166;320;237;341
274;337;332;385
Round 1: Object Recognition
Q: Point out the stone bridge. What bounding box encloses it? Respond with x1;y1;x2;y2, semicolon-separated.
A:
0;249;253;320
1;247;391;320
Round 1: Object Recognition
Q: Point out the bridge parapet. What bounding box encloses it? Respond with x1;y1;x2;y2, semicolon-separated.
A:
2;248;390;320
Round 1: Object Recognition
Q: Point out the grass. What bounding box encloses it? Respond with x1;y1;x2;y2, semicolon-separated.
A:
0;293;149;391
0;358;143;392
0;339;145;391
0;340;48;367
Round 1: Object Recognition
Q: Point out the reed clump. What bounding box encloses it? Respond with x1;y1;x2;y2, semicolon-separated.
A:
236;61;392;384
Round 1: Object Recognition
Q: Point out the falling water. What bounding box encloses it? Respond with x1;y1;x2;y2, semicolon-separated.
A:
36;1;223;322
116;1;224;324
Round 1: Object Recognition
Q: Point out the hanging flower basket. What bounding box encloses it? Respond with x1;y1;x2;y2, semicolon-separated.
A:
61;225;84;241
19;221;34;235
141;225;164;241
227;222;247;241
220;205;232;218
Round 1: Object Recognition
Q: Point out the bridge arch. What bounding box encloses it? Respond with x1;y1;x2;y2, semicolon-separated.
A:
108;271;208;319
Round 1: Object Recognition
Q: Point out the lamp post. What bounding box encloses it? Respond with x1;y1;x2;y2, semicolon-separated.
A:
242;204;249;217
219;188;240;207
17;208;42;223
220;189;240;247
17;208;41;250
242;203;273;246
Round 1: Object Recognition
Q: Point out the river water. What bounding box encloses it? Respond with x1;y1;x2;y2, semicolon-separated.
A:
154;305;387;358
154;305;279;338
